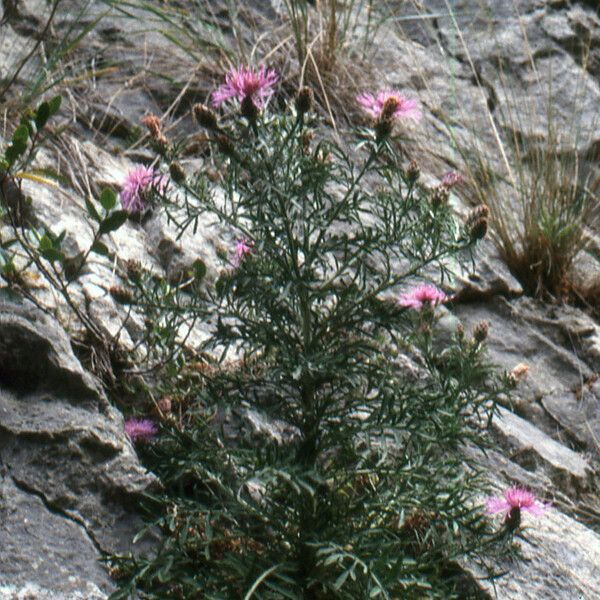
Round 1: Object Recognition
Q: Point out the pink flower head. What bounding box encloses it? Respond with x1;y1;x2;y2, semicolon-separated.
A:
398;284;447;310
486;487;548;522
233;238;254;267
124;417;158;443
356;90;422;122
441;171;464;188
120;165;167;214
212;65;278;109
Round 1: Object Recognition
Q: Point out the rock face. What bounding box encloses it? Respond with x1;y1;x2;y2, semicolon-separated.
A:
0;0;599;598
0;293;157;598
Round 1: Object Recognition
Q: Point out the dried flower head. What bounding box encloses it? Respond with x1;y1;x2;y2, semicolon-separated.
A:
399;284;447;310
356;90;422;122
486;486;548;530
124;418;158;443
121;165;167;214
212;65;278;110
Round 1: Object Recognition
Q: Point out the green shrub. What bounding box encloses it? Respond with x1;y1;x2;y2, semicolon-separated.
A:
107;70;509;599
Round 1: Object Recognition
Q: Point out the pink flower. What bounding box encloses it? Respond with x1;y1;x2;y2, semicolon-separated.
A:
120;165;167;214
212;65;278;109
441;171;464;188
124;418;158;443
486;487;548;522
398;284;447;310
233;238;254;267
356;90;422;122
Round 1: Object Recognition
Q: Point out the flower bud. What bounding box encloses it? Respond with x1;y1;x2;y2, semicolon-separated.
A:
169;162;186;183
110;285;134;304
295;86;314;115
466;204;489;225
470;217;488;241
193;103;218;129
125;259;143;283
467;205;489;241
473;320;489;343
431;185;449;207
216;134;235;157
406;160;420;183
507;362;529;387
141;114;162;139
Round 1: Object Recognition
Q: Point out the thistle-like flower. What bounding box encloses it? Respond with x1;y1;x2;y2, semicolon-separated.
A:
398;284;447;310
233;238;254;267
120;165;167;214
212;65;278;110
486;486;548;530
441;171;464;188
356;90;422;122
124;418;158;443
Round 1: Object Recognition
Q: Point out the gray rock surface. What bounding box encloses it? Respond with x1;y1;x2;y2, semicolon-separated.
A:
0;294;158;597
0;0;599;598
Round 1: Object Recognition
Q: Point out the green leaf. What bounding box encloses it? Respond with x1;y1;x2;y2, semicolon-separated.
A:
192;258;206;282
98;210;128;235
48;95;62;117
99;188;117;211
35;102;51;130
12;124;30;143
85;197;102;222
334;569;351;590
38;234;53;252
91;240;110;256
40;247;64;263
5;138;28;165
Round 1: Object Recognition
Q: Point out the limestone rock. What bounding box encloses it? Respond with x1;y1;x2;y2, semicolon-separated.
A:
0;294;158;597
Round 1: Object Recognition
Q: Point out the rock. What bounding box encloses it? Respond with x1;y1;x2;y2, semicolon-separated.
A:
492;406;593;494
0;294;158;597
454;297;600;456
0;477;111;599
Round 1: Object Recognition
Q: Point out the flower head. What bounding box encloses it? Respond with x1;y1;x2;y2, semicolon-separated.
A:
398;284;447;310
486;486;548;527
441;171;464;188
212;65;278;110
233;238;254;267
356;90;422;122
120;165;167;214
124;417;158;443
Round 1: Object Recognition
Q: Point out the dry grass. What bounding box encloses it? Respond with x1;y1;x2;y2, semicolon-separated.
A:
391;0;600;301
